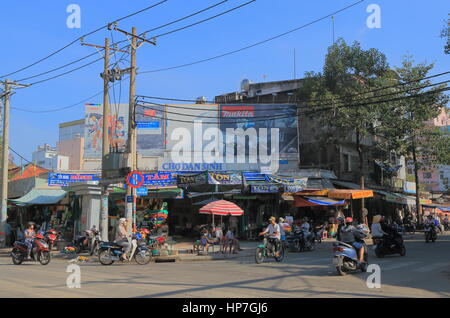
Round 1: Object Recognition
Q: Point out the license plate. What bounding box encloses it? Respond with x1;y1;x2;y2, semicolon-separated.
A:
333;257;342;266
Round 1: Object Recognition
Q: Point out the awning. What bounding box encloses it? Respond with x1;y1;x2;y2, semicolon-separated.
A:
328;189;374;200
143;188;183;199
10;189;67;206
332;180;361;189
294;195;346;207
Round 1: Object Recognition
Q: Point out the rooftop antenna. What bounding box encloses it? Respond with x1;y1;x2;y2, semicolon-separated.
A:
332;16;335;44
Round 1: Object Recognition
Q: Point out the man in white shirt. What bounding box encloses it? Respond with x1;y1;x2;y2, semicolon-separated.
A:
260;216;281;257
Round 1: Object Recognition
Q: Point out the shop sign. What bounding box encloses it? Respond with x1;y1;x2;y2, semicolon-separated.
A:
250;185;279;193
177;172;208;187
208;172;243;185
48;173;101;186
142;172;177;188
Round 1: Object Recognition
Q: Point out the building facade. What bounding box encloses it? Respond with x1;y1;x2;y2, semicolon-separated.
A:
32;144;69;171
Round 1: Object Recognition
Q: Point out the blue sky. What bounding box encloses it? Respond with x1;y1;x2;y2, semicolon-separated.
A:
0;0;448;163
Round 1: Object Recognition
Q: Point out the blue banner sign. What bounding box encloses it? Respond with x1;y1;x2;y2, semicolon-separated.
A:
48;173;101;187
143;172;177;188
250;185;279;193
136;187;149;196
136;121;160;129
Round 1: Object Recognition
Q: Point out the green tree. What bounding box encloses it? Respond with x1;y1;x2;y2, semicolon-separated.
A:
375;56;449;222
441;19;450;55
298;39;391;211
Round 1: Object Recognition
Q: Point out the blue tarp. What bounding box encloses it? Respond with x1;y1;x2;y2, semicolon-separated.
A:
10;189;67;206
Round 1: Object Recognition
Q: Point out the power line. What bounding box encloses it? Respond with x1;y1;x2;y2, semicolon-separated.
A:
141;0;230;36
153;0;257;38
135;76;450;112
0;0;169;79
134;86;450;124
10;75;130;113
12;1;243;87
139;0;365;74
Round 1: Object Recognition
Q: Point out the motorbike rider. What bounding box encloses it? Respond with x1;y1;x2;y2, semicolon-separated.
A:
24;222;36;260
278;218;287;242
115;218;131;261
424;214;439;229
443;216;449;230
259;216;281;257
336;217;344;241
339;217;366;264
371;215;388;240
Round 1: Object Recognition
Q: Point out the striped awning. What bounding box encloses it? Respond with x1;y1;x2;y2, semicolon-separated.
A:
294;196;346;207
199;200;244;216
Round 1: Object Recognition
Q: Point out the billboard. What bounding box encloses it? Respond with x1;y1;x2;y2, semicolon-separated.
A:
219;104;299;172
135;104;166;156
161;104;221;171
84;104;128;159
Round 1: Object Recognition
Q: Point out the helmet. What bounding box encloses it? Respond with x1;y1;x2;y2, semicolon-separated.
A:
345;217;353;223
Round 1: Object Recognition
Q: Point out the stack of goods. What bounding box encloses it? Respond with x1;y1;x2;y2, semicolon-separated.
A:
146;209;168;228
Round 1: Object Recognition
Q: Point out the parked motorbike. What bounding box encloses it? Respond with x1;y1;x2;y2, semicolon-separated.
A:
255;234;285;264
98;233;151;265
332;241;368;276
44;229;60;251
70;226;101;255
373;231;406;258
11;234;51;265
313;225;324;244
424;224;437;243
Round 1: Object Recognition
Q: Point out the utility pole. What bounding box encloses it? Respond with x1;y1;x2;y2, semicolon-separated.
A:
112;25;156;234
82;36;128;241
0;79;29;247
101;38;111;242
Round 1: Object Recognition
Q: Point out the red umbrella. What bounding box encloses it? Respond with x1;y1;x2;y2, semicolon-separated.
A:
199;200;244;216
199;200;244;228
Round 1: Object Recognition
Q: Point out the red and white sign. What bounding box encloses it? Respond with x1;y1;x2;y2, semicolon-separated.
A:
126;171;145;188
221;106;255;118
144;109;156;117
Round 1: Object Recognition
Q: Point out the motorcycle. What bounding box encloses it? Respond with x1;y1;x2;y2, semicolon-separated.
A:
286;229;315;252
98;233;152;265
11;234;51;265
373;231;406;258
44;229;60;251
255;234;285;264
70;226;101;255
403;222;416;235
424;224;437;243
313;225;324;244
333;241;368;276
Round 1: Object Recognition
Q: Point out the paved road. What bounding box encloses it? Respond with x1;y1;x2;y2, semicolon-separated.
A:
1;233;449;298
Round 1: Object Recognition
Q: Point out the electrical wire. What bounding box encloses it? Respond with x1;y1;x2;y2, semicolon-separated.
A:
134;86;450;124
139;0;365;74
11;75;130;113
12;0;246;87
0;0;169;78
135;78;450;113
153;0;257;38
137;70;450;105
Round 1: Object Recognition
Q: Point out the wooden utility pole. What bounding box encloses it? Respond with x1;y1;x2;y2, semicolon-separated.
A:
112;25;156;234
101;38;111;242
82;37;126;241
0;79;28;247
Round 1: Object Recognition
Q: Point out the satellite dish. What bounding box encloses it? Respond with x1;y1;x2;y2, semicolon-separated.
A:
196;96;207;104
240;79;252;92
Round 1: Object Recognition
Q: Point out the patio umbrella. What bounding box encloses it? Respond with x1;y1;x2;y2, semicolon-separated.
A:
199;200;244;227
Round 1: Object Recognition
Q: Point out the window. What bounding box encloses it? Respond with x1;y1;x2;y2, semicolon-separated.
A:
423;172;432;179
343;154;351;172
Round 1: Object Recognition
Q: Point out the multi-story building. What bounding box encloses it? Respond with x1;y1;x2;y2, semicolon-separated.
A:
32;144;69;171
57;119;85;171
215;78;379;185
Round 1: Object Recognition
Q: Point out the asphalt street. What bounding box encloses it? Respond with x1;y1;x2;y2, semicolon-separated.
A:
0;233;449;298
